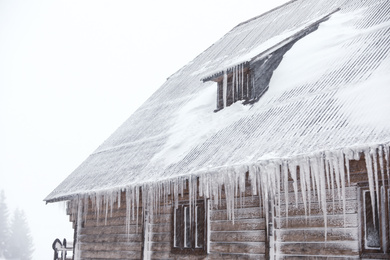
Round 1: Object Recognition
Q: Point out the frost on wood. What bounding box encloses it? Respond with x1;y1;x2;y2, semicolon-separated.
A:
68;144;389;259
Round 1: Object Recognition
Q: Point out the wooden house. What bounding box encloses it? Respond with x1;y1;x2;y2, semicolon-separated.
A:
45;0;390;259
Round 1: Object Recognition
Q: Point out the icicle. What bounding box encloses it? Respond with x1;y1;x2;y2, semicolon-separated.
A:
95;193;102;224
384;145;390;188
344;149;352;186
326;152;335;214
364;149;377;227
378;146;386;188
275;162;282;228
332;153;342;206
249;164;258;196
299;159;308;218
310;157;321;209
325;154;331;190
304;158;312;217
246;73;249;99
132;187;136;221
319;155;328;241
174;178;179;209
288;162;298;208
381;186;387;252
232;66;235;103
104;193;109;225
372;148;380;214
255;166;263;218
241;64;244;99
118;189;121;209
336;151;347;228
143;210;151;260
239;65;243;99
133;186;140;232
74;198;83;260
83;195;89;224
125;188;131;236
282;161;289;224
223;70;227;108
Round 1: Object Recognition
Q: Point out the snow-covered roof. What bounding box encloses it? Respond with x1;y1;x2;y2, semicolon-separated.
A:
45;0;390;202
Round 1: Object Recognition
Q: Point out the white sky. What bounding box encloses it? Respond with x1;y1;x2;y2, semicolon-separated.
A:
0;0;289;259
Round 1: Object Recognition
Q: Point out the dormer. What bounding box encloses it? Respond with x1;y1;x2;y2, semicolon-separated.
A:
202;8;340;112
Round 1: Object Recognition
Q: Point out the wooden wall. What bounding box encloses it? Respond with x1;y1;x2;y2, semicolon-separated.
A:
69;196;144;259
147;193;267;259
273;156;385;259
66;156;388;259
68;187;267;259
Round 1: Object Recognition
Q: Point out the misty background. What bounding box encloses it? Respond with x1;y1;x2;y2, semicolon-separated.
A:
0;0;289;259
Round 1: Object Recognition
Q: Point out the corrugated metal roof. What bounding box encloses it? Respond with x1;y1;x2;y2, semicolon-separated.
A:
45;0;390;202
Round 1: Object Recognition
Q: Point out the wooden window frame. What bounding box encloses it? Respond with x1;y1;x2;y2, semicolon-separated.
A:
171;200;208;255
214;67;252;112
359;183;390;258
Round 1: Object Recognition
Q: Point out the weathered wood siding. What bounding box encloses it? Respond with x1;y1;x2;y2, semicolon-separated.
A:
69;198;144;260
147;190;267;259
208;196;267;260
66;157;388;259
274;157;383;259
275;186;360;259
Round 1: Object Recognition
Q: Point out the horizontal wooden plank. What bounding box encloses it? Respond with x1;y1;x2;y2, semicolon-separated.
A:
208;253;266;260
211;207;262;221
83;216;143;227
81;210;143;222
80;250;141;259
150;214;171;224
150;251;172;260
279;186;357;205
210;242;266;254
150;242;170;252
211;196;261;210
151;233;171;243
211;230;266;243
80;225;142;235
79;234;142;243
278;255;360;259
211;218;266;231
151;223;171;233
275;213;358;229
275;227;358;242
278;200;358;217
79;242;142;251
278;241;359;256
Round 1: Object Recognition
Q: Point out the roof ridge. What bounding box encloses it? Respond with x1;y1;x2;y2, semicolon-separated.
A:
233;0;299;29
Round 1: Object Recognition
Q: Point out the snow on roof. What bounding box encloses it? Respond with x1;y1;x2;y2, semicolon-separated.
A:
45;0;390;202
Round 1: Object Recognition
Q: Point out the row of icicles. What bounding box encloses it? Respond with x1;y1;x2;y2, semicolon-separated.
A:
68;144;389;256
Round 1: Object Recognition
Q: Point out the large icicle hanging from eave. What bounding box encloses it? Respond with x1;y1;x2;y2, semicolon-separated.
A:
67;144;390;249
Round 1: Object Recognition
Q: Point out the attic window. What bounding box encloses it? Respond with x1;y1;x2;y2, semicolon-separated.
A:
215;64;252;111
207;41;295;112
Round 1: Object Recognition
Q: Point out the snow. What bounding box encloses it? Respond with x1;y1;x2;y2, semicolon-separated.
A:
48;1;390;255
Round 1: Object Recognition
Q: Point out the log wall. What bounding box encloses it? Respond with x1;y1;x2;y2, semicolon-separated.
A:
69;198;144;259
66;156;389;259
274;156;388;259
147;191;267;259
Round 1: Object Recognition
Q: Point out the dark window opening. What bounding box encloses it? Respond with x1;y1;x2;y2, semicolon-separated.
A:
172;200;207;254
360;185;390;258
364;190;380;249
215;66;252;111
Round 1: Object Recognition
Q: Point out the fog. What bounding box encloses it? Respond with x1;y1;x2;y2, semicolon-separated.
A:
0;0;289;259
